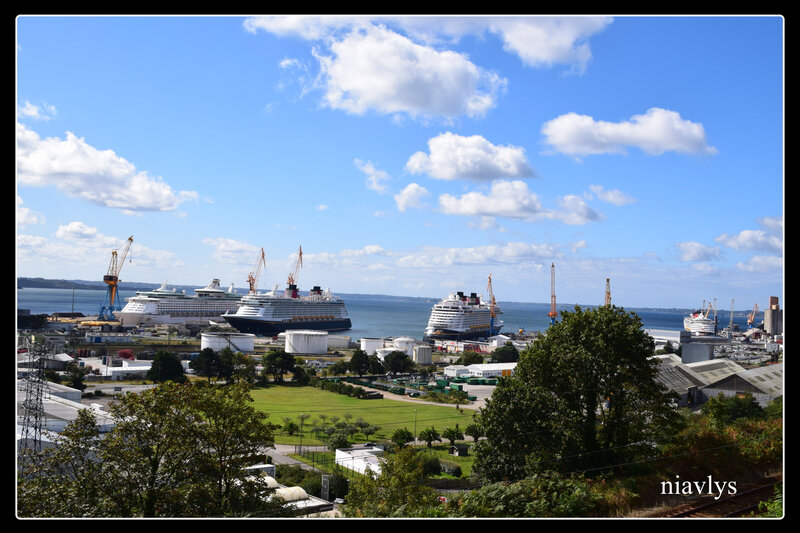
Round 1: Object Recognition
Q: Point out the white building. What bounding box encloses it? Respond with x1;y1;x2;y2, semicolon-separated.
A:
335;446;384;476
465;362;516;378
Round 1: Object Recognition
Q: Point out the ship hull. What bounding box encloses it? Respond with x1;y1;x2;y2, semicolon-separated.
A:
423;326;503;342
223;315;352;336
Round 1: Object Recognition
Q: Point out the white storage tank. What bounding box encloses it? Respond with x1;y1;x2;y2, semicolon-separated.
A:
392;337;416;356
328;335;351;350
285;330;328;354
360;337;385;355
413;344;432;365
375;347;395;361
201;332;255;353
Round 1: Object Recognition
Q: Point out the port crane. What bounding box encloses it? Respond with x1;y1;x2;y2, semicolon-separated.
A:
547;263;558;325
285;246;303;298
247;247;266;294
487;274;497;335
747;303;759;326
99;236;133;320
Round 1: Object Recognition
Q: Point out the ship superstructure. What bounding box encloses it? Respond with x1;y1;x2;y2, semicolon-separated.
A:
221;284;351;336
423;290;503;341
117;279;243;327
683;307;716;335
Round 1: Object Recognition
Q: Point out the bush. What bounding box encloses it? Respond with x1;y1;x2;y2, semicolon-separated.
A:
420;455;441;477
439;460;462;478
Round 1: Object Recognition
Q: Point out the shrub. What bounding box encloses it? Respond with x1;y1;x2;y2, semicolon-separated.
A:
439;460;462;478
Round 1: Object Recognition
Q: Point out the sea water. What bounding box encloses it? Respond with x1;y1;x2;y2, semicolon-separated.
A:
16;287;756;340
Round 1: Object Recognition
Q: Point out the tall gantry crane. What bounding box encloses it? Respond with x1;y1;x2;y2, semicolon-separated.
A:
547;263;558;325
487;273;497;335
747;303;760;327
99;235;133;320
247;247;266;294
285;245;303;298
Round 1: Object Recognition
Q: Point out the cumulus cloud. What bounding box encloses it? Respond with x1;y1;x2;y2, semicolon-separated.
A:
16;123;198;214
676;241;722;262
588;184;636;206
541;107;718;158
394;183;430;212
203;238;263;265
714;217;783;255
355;158;391;193
735;255;783;273
18;100;57;121
16;196;44;228
314;25;505;120
406;132;535;181
395;241;559;269
439;180;543;219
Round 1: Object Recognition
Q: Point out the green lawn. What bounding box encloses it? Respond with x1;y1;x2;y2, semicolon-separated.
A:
249;383;477;445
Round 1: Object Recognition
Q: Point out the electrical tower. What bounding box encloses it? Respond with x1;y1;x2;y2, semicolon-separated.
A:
18;338;50;473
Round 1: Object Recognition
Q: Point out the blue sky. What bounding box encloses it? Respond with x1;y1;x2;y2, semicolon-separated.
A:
16;15;783;309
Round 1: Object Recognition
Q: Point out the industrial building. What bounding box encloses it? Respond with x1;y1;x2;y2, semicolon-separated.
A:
335;445;384;476
443;362;516;379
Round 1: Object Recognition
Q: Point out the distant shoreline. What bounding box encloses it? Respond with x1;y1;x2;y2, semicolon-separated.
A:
16;276;719;314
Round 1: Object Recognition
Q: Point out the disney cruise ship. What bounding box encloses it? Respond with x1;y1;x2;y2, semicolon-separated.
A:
423;290;503;341
117;279;243;327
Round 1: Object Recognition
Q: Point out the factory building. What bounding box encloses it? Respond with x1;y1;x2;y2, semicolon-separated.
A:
764;296;783;337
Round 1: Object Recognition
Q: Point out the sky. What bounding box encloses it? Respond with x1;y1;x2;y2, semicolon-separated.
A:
15;15;784;310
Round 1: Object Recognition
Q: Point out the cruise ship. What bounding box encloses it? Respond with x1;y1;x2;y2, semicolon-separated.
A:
683;309;716;335
423;291;503;341
117;279;243;327
221;284;352;336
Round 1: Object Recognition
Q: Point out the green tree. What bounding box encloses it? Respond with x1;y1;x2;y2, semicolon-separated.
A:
464;423;483;442
63;362;90;391
189;348;221;381
418;427;442;448
492;342;519;363
701;392;764;428
328;359;350;376
455;351;483;366
146;350;186;383
348;348;371;376
442;427;464;446
391;427;415;449
18;382;290;518
473;305;681;483
367;354;384;374
262;349;296;383
383;351;415;377
342;448;440;517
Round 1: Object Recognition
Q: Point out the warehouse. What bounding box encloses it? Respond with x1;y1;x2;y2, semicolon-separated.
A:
701;363;783;406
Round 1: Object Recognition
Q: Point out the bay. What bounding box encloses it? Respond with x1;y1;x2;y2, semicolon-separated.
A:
17;287;756;340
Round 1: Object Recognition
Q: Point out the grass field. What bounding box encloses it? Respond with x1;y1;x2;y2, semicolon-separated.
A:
249;383;477;445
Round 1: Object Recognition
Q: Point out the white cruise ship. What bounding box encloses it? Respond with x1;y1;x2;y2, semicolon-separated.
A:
423;291;503;341
221;284;351;336
117;279;243;327
683;309;716;335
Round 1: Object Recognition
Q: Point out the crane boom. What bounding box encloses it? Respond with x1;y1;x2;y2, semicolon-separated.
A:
99;235;133;320
247;247;266;294
747;303;759;326
547;263;558;325
487;274;496;335
285;246;303;298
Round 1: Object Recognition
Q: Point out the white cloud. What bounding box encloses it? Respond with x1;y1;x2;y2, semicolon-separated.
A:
676;241;722;262
16;196;44;228
485;16;612;74
315;204;329;211
313;25;505;120
203;238;262;265
394;183;430;212
735;255;783;273
553;195;604;225
588;184;636;206
355;158;391;193
438;180;543;219
18;100;57;121
395;241;560;269
16;123;198;214
714;218;783;255
406;132;535;181
541;107;718;158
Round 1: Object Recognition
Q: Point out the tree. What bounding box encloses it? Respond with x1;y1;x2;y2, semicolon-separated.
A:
418;427;442;448
492;342;519;363
63;362;90;391
442;427;464;446
146;350;186;383
701;392;764;428
383;351;415;377
348;349;371;376
189;348;220;382
18;382;290;518
455;351;483;366
341;448;440;517
473;305;681;483
391;427;415;449
464;423;483;442
367;355;384;374
262;349;296;383
328;359;350;376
